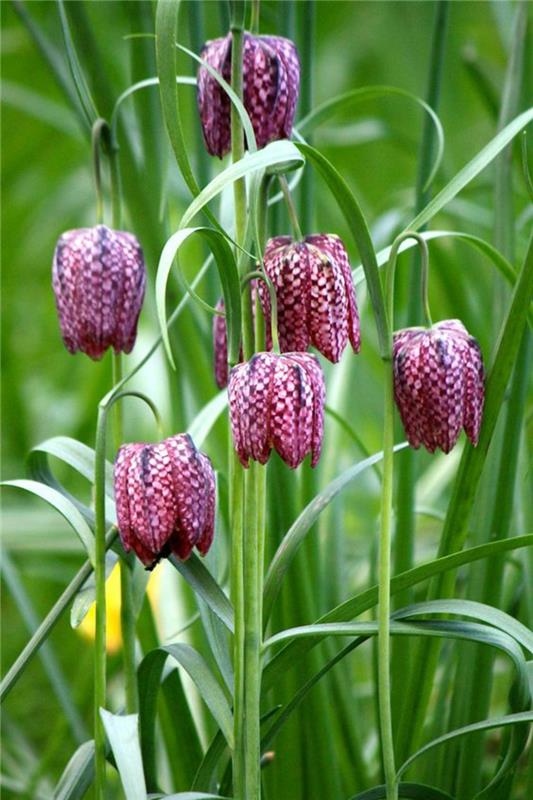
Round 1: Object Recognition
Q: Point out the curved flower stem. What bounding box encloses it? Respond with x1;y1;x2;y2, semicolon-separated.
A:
241;270;280;353
92;116;122;230
250;0;261;34
93;403;109;800
279;176;304;241
92;119;108;225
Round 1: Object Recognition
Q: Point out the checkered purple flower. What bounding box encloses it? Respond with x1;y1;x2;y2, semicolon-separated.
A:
52;225;146;360
114;434;215;569
197;32;300;157
393;320;485;454
259;234;361;362
228;352;325;469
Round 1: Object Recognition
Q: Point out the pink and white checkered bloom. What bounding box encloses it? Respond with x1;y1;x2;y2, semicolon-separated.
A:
197;32;300;157
393;320;485;454
213;283;273;388
260;234;361;362
52;225;146;360
228;352;325;469
114;434;215;569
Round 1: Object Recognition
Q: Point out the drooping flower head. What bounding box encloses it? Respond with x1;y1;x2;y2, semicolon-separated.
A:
393;320;485;454
213;282;273;388
197;32;300;157
114;434;215;569
52;225;146;360
259;234;361;362
228;352;325;469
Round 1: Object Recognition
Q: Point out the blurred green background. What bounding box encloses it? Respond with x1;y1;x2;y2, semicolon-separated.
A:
1;1;531;797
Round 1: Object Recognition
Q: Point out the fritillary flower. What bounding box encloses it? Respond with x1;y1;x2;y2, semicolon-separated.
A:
260;234;361;362
52;225;146;360
114;434;215;569
393;320;485;454
228;351;325;469
197;32;300;157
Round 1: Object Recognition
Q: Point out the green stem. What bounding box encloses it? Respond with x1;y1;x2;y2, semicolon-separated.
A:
93;404;108;799
296;0;315;232
229;9;260;798
230;448;245;800
378;355;397;800
243;462;262;800
109;137;122;230
392;8;448;714
92;118;107;225
231;20;254;360
376;237;411;800
279;176;303;241
250;0;260;34
112;355;138;715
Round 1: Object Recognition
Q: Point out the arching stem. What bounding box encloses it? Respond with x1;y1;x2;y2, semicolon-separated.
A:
279;175;304;241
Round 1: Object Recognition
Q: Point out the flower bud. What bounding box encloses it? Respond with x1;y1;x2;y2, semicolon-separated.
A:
52;225;146;360
260;234;361;362
114;434;215;569
197;32;300;157
213;282;273;389
393;320;485;454
228;351;325;469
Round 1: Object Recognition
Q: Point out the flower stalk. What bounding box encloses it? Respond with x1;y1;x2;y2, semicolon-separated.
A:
229;6;264;798
93;403;109;800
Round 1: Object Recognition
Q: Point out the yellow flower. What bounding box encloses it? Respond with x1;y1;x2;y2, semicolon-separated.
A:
77;563;160;653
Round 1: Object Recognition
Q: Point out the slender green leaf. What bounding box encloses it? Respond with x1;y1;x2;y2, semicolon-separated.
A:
397;712;533;779
0;530;117;702
349;783;454;800
176;43;256;153
100;710;147;800
406;107;533;232
1;479;96;564
391;599;533;655
155;0;200;197
155;227;241;368
297;85;445;190
150;794;232;799
28;435;114;499
186;391;228;447
139;644;234;762
262;533;533;690
180;140;304;228
169;554;234;632
111;75;196;134
159;669;204;789
263;444;408;626
54;740;95;800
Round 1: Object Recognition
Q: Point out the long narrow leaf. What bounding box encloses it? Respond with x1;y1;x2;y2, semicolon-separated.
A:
263;444;408;625
100;710;147;800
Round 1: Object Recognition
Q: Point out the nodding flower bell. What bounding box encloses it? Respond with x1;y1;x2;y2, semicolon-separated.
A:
393;320;485;454
228;352;325;469
197;32;300;157
259;234;361;362
213;283;273;388
114;434;215;569
52;225;146;360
